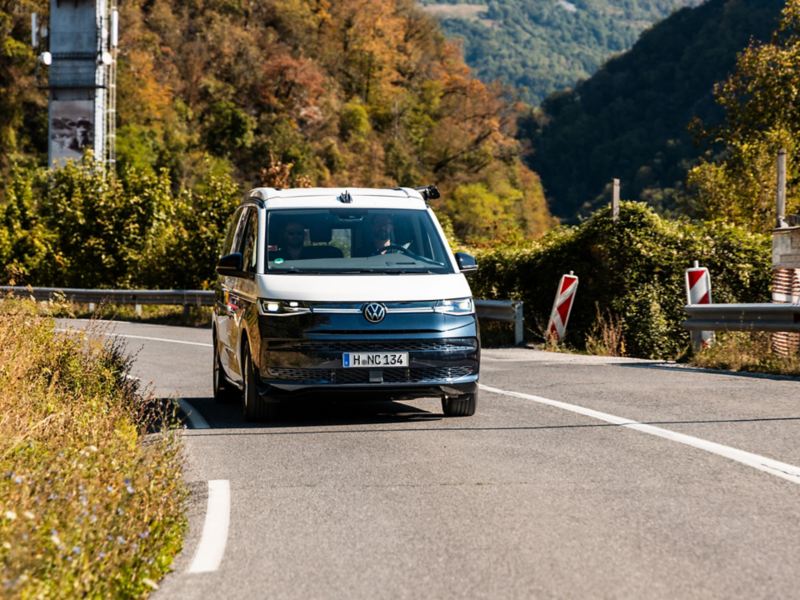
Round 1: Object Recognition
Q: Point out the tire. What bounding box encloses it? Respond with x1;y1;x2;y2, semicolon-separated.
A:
441;390;477;417
242;343;279;422
213;333;237;404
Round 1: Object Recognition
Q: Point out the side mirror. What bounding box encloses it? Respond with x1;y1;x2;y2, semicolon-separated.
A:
455;252;478;273
216;252;243;275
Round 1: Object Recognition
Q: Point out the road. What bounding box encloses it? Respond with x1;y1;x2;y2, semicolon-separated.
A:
61;319;800;599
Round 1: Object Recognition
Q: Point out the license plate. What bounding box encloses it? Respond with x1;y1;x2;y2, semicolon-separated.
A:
342;352;409;368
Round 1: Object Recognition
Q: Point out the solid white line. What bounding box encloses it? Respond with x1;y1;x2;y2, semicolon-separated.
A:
178;399;210;430
101;332;212;347
188;480;231;574
55;327;212;348
479;383;800;485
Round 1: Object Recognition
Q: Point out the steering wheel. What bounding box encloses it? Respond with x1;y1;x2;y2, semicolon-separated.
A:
379;244;412;255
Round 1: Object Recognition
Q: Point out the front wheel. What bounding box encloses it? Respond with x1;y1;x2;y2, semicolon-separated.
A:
441;390;477;417
242;344;279;422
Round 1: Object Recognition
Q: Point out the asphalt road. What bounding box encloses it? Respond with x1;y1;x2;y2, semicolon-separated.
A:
60;319;800;599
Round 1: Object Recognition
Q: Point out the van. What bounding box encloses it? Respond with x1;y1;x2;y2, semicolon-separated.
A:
212;187;480;421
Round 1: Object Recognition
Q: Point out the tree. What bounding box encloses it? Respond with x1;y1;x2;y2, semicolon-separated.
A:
689;0;800;230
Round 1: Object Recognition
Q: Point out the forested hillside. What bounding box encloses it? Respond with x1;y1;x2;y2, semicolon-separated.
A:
419;0;702;105
0;0;553;248
524;0;785;220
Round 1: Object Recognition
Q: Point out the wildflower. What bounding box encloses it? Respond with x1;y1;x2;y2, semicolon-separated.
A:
98;552;106;559
13;475;23;484
106;485;114;493
51;533;62;547
72;546;81;555
2;542;10;550
22;511;34;520
138;530;150;539
4;511;16;521
116;536;126;545
142;578;159;590
86;445;98;453
125;482;135;494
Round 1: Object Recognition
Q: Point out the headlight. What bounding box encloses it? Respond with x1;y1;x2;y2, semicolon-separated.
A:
434;297;474;315
258;299;311;316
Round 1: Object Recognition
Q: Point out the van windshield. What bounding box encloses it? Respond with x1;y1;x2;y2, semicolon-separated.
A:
265;208;454;274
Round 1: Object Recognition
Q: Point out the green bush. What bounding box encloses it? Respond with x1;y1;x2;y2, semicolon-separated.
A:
471;202;771;358
1;157;239;290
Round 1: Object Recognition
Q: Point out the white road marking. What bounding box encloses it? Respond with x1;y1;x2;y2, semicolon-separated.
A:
178;399;210;430
55;327;212;348
480;383;800;485
188;480;231;574
100;332;213;347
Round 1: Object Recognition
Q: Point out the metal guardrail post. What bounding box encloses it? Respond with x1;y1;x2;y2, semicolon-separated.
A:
513;302;524;346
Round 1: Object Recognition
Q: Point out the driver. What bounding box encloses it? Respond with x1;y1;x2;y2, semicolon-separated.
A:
369;214;394;254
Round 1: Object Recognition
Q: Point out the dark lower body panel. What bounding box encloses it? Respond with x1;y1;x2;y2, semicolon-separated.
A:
256;337;479;401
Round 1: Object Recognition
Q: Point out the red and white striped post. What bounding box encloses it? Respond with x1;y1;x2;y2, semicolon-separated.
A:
685;261;714;350
547;271;579;342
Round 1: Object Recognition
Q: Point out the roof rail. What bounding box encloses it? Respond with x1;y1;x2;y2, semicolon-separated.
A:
414;185;440;201
247;187;280;201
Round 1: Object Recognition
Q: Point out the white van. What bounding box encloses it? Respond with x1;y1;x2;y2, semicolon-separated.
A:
212;187;480;421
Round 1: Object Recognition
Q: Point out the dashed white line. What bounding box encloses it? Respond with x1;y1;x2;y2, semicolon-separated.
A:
480;383;800;485
178;399;210;430
188;480;231;574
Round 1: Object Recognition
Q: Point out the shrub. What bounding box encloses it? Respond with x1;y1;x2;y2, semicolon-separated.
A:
1;157;240;290
0;298;185;597
471;202;771;358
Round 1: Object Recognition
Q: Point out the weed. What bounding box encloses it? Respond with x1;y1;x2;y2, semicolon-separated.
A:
692;331;800;376
0;298;186;598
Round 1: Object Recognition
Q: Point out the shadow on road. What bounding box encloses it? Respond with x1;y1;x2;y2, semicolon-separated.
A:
173;395;443;430
616;361;800;382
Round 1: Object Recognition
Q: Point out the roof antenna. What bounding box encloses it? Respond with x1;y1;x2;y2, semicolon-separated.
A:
338;190;353;203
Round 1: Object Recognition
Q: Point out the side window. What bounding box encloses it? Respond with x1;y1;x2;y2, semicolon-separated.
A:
240;209;259;273
221;207;243;257
231;208;250;257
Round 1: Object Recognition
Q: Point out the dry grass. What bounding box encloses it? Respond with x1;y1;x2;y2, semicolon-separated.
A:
0;298;186;598
692;331;800;376
585;306;626;357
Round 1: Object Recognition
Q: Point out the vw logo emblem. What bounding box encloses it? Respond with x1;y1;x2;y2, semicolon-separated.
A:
363;302;387;323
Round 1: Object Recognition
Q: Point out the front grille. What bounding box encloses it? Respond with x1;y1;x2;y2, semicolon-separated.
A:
266;365;475;384
269;338;477;354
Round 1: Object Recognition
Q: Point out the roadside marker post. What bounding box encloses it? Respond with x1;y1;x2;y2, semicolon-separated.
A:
685;261;714;350
547;272;579;342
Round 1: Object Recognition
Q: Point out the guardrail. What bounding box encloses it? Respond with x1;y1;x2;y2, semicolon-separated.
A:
1;287;526;345
684;303;800;333
474;299;524;345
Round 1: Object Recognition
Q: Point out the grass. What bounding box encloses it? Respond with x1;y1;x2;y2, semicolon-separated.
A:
692;331;800;377
0;298;186;598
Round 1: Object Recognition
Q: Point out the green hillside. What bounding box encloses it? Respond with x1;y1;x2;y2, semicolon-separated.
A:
524;0;785;220
419;0;703;105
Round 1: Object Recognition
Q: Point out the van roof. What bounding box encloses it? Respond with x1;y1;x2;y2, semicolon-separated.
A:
245;187;429;210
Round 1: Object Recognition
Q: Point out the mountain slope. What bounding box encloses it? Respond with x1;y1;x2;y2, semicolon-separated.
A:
525;0;785;220
419;0;703;105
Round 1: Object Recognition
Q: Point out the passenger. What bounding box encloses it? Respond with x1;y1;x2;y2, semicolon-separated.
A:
278;221;307;260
